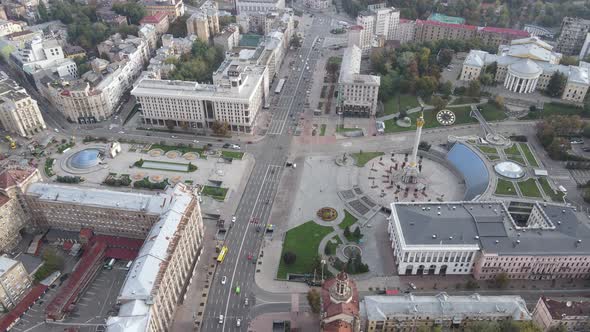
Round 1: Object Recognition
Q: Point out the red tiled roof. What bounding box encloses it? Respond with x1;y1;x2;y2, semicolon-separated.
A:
321;273;359;319
416;19;478;30
0;285;48;331
349;25;363;31
93;235;144;250
0;167;35;190
140;11;167;24
0;193;9;207
480;26;529;37
324;320;353;332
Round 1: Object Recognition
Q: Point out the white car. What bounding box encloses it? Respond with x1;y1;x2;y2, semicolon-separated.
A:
232;216;236;224
231;144;241;150
54;128;59;133
219;315;224;324
221;276;227;285
236;318;241;327
409;282;417;290
171;135;177;138
244;298;248;306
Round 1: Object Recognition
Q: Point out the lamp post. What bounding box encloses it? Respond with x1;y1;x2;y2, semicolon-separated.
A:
321;259;326;282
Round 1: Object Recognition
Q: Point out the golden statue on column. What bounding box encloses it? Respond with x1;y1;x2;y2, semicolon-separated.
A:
402;111;424;184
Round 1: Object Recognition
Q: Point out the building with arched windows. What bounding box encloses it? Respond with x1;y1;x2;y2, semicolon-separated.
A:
460;37;590;103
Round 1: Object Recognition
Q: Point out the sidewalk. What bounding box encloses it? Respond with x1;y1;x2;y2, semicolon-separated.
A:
249;311;319;332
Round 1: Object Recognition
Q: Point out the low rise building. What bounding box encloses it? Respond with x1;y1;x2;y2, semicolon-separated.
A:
321;272;360;332
236;0;285;15
142;0;185;21
360;293;531;331
138;24;158;54
96;10;128;27
139;11;170;36
0;167;40;252
0;256;32;311
0;20;24;37
460;37;589;103
389;200;590;280
338;45;380;117
105;184;204;332
63;45;86;59
533;296;590;332
186;0;219;42
0;71;46;137
213;24;240;51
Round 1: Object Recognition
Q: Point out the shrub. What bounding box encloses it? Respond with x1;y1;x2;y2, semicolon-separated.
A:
283;251;296;265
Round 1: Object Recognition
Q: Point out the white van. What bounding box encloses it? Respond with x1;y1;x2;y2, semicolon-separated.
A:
218;315;224;324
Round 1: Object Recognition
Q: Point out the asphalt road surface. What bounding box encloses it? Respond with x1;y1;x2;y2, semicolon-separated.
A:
201;16;328;332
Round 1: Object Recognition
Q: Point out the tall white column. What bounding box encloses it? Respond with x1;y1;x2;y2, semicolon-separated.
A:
525;79;531;93
511;77;518;92
504;74;511;89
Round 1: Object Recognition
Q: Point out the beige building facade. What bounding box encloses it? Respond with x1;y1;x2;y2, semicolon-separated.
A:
186;0;219;42
142;0;184;21
0;256;32;310
338;45;380;117
0;71;45;137
533;297;590;332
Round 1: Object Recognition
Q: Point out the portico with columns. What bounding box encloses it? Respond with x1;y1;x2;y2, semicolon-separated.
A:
503;59;542;93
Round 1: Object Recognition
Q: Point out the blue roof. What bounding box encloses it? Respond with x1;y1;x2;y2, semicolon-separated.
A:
446;143;489;200
70;149;101;169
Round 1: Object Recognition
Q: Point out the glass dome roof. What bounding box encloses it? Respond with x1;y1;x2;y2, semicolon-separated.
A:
70;149;101;169
494;161;525;179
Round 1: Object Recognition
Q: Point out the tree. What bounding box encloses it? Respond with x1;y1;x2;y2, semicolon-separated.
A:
326;57;342;77
353;226;361;239
560;56;579;66
495;272;509;289
466;80;481;97
38;2;49;22
343;225;351;238
112;2;146;25
546;72;567;97
282;251;296;265
438;81;453;96
307;289;321;313
529;105;537;113
491;95;505;109
431;96;447;111
437;48;454;67
479;73;494;86
211;120;230;136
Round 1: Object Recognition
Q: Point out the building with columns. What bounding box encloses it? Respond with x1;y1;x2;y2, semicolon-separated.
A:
389;201;590;280
460;37;590;103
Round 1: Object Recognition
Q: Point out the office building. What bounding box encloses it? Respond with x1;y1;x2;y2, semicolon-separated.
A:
338;45;380;117
460;37;589;103
0;71;46;137
556;17;590;56
0;167;40;252
354;4;399;53
389;201;590;280
533;296;590;332
360;293;531;331
356;11;374;53
141;0;185;21
186;0;219;42
132;60;268;134
106;184;204;332
235;0;285;15
0;256;32;310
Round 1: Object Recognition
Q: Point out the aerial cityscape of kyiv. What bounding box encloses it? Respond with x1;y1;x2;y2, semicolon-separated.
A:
3;0;590;331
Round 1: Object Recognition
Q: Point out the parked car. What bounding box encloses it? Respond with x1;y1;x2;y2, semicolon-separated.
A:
223;143;231;148
218;315;224;324
409;282;417;290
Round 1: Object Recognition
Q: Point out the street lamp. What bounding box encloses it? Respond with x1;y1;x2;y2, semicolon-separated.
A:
321;259;326;282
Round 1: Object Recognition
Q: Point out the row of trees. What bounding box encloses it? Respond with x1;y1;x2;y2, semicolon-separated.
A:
536;115;585;160
167;40;225;83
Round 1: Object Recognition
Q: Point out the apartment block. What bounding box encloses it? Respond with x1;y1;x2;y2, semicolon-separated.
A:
235;0;285;15
106;184;204;332
355;4;399;54
533;297;590;332
139;11;170;36
0;71;46;137
338;45;380;117
186;0;220;42
557;17;590;56
0;256;32;310
214;24;240;51
0;20;23;37
141;0;185;21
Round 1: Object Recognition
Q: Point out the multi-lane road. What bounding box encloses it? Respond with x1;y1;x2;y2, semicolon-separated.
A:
201;15;329;332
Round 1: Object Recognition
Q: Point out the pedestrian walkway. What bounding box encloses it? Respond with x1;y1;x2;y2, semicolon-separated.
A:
249;311;319;332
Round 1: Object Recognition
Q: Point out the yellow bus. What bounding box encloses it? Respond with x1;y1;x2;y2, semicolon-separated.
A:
217;246;228;263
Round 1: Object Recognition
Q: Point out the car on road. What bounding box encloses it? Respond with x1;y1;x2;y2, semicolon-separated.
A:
221;276;227;285
171;135;177;138
231;144;241;150
583;147;590;152
54;128;59;133
232;216;236;224
236;318;241;326
409;282;417;290
571;139;584;144
118;131;124;134
244;298;248;306
235;286;240;294
223;143;231;148
218;315;224;324
193;140;199;143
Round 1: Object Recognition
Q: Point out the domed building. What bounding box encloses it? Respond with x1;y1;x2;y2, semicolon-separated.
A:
460;37;590;103
320;272;360;332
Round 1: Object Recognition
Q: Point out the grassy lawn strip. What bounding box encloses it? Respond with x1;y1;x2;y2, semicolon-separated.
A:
336;126;361;133
277;221;333;279
221;150;244;159
478;103;507;121
383;106;495;133
450;96;480;105
527;102;586;119
495;179;517;195
324;235;342;255
538;177;565;202
320;124;327;136
338;210;358;230
487;155;500;161
201;185;228;200
150;143;204;155
477;145;498;154
45;158;55;177
383;94;420;116
352;151;385;167
519;143;539;167
504;145;520;156
508;155;526;165
517;179;542;198
135;159;196;172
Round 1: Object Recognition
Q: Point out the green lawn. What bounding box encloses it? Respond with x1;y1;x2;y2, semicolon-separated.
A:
477;145;498;154
319;124;327;136
538;177;565;202
150;143;204;155
383;94;420;116
487;155;500;161
352;151;385;167
527;102;586;119
504;145;520;156
517;179;543;198
277;221;334;279
201;185;228;200
338;210;358;230
478;103;507;121
221;150;244;159
450;96;480;105
495;179;517;196
324;235;342;255
519;143;539;167
508;155;526;165
44;158;55;177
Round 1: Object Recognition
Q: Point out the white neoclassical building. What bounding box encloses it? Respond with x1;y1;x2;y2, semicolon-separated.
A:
460;37;590;103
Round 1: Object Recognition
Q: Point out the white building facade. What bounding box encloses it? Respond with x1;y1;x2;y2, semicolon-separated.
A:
236;0;285;15
338;45;380;117
0;71;45;137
